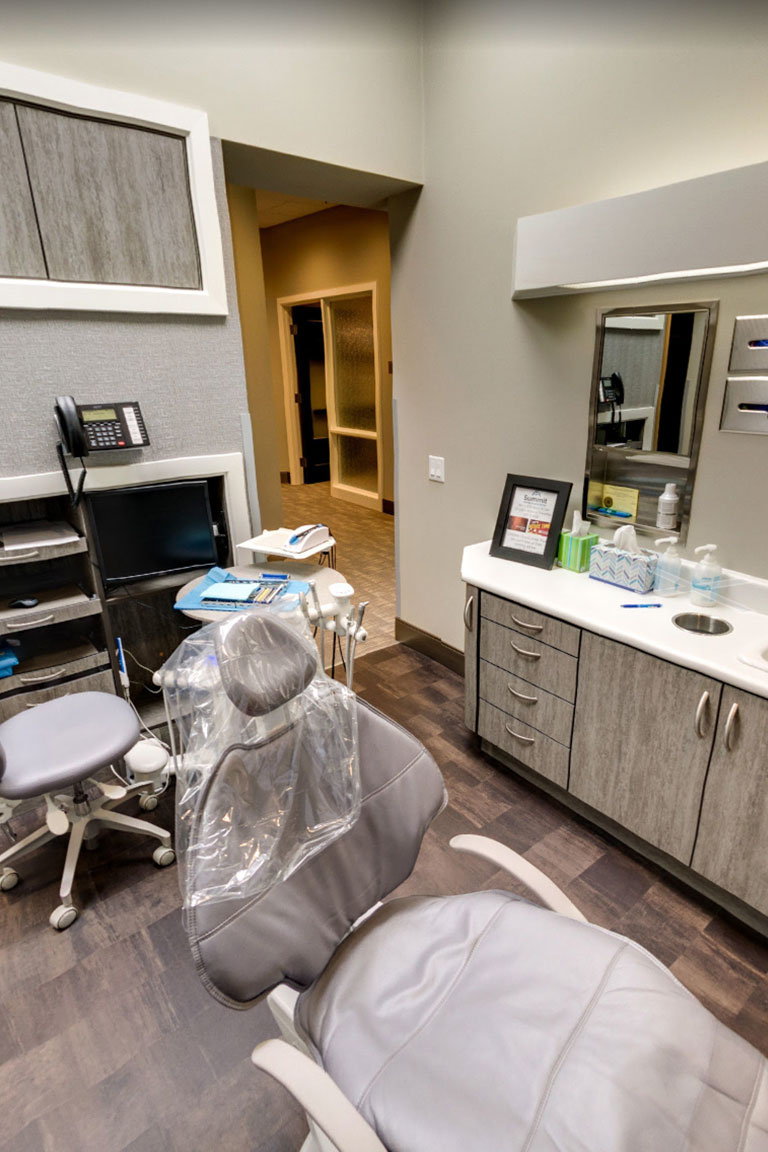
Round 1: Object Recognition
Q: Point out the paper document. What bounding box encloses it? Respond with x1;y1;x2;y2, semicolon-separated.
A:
0;520;80;550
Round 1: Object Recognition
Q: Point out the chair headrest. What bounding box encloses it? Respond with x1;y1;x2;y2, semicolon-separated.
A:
213;611;317;717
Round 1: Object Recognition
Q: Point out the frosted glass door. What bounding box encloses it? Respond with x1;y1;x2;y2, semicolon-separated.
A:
326;292;380;508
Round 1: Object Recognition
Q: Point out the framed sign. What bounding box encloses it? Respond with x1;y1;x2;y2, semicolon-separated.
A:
490;474;572;569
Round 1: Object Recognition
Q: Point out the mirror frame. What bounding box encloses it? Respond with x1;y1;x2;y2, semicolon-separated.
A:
583;300;718;545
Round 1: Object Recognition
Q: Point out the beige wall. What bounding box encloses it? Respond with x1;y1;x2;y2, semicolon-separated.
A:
0;1;423;183
259;205;394;503
390;5;768;652
225;185;283;529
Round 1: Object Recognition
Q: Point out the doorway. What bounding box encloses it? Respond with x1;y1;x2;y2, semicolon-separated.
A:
291;304;329;483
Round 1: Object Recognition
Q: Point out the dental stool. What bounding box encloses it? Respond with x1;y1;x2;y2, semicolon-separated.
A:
0;691;174;930
171;614;768;1152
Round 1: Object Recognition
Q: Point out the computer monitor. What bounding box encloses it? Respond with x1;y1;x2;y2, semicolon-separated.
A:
87;480;218;587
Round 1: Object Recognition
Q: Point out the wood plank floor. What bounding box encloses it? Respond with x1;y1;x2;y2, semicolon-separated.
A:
1;644;766;1151
280;481;395;655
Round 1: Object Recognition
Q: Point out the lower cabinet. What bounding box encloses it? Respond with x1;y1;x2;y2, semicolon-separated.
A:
569;633;722;864
692;686;768;917
466;586;768;923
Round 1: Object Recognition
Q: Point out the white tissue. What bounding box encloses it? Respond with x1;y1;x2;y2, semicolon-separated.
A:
570;510;588;537
613;524;640;553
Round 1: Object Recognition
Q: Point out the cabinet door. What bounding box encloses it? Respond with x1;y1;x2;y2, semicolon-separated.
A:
0;101;47;278
692;687;768;916
464;584;479;731
16;104;201;288
570;632;721;862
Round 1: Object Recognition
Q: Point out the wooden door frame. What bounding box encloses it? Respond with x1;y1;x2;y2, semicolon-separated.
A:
276;282;382;506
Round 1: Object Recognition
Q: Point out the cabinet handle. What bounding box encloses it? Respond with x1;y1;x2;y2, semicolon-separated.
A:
6;613;54;631
508;684;538;704
694;690;710;738
19;667;65;685
463;595;474;631
504;722;535;745
0;549;40;563
510;641;541;660
511;614;543;633
724;702;739;752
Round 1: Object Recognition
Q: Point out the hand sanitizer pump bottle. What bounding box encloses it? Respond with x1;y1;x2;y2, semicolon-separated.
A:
654;537;681;596
690;544;721;607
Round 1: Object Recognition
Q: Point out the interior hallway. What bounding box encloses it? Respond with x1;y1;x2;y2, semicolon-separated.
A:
280;481;396;655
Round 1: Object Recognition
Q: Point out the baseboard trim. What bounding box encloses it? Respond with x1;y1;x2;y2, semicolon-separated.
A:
279;471;291;484
382;499;395;516
395;617;464;675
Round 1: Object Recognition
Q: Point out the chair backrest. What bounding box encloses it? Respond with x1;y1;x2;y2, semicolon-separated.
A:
186;694;447;1008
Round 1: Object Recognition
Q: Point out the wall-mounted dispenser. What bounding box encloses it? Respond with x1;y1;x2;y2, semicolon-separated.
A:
720;377;768;434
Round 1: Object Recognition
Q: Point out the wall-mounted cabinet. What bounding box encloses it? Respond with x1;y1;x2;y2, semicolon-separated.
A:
0;60;226;314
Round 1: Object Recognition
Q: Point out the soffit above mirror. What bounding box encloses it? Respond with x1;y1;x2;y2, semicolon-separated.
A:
512;161;768;299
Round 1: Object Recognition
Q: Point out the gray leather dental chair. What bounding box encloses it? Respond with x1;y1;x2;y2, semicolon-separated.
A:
0;691;174;929
173;612;768;1152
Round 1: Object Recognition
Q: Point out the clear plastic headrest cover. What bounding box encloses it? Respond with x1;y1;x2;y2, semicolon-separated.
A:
158;609;360;911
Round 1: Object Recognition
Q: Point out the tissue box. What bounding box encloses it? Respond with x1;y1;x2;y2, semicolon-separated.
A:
589;543;657;594
557;531;599;573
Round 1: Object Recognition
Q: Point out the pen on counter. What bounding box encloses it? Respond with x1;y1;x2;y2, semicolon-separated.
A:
621;603;662;608
596;507;632;518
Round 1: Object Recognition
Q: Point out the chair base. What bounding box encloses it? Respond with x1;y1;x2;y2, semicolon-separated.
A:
0;782;174;930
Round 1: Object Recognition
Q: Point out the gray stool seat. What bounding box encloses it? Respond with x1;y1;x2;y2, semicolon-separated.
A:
0;692;140;799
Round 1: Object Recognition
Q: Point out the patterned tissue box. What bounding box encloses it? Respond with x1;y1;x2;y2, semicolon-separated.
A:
557;531;599;573
588;543;658;594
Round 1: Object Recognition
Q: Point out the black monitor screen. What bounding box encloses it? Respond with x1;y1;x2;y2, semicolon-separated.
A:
88;481;218;586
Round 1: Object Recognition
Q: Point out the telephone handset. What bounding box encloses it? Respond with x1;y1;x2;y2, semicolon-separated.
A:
54;396;150;456
598;372;625;406
54;395;150;507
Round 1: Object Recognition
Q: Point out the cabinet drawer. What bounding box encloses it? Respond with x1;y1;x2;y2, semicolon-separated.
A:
0;647;109;698
481;593;580;656
478;700;569;789
0;587;101;638
0;667;115;723
479;659;573;746
480;618;578;702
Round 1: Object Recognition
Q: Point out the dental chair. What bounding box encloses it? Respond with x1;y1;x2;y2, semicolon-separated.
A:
0;691;174;929
165;612;768;1152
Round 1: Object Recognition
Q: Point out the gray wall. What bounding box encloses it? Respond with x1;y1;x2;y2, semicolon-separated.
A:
0;138;249;479
390;3;768;652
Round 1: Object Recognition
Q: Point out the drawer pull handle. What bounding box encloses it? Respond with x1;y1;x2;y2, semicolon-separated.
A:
510;641;541;660
6;613;54;631
508;684;538;704
511;614;543;633
724;702;739;751
19;667;65;685
0;549;40;563
694;690;710;738
504;722;535;745
463;595;474;631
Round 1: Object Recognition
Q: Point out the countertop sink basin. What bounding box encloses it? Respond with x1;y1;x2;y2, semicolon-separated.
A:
673;612;733;636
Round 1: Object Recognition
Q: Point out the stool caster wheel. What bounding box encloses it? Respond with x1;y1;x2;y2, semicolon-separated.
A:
50;904;78;931
0;868;19;891
139;793;158;812
153;846;175;868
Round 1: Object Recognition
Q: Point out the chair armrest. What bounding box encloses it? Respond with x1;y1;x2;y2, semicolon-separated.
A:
449;833;587;922
252;1039;388;1152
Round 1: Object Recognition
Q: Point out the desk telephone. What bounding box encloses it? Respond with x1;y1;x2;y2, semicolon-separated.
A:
54;395;149;456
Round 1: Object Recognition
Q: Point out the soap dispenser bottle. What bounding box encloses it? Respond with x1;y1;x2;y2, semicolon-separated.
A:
690;544;721;607
654;537;681;596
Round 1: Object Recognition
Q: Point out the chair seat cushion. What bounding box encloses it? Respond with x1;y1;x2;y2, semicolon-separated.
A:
296;892;768;1152
0;691;139;799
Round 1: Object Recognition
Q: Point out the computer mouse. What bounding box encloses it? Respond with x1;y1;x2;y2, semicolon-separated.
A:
9;597;39;610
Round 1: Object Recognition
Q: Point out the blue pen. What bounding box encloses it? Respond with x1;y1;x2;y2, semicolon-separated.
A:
597;507;632;518
621;603;662;608
259;573;289;581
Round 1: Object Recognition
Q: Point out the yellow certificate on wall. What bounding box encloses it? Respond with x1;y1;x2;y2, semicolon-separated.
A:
601;484;639;519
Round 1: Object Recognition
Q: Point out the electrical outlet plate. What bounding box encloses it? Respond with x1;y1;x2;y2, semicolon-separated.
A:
428;455;445;482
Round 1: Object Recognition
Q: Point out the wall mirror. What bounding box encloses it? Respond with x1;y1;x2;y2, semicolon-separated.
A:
584;301;718;544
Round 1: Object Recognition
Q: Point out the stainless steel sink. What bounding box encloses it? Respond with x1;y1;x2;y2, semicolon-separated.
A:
673;612;732;636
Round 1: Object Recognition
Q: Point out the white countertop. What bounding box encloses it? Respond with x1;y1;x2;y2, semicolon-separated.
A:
462;541;768;700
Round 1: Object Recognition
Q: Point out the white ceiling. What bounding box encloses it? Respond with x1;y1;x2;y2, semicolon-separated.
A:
254;189;337;229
